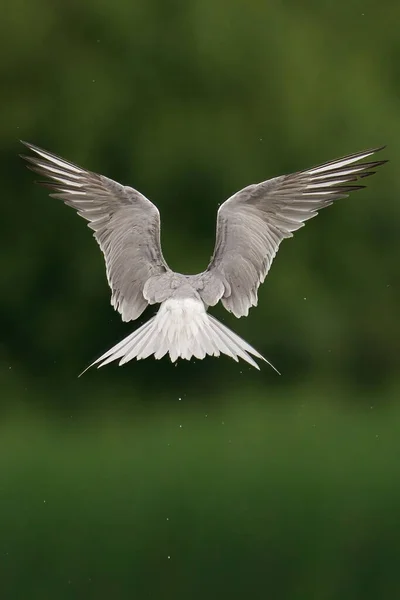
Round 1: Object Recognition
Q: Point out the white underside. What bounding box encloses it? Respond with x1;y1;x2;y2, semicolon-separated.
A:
80;297;279;374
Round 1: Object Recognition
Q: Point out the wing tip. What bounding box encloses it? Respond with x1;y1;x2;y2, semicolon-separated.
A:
20;140;39;153
354;145;387;157
370;144;387;153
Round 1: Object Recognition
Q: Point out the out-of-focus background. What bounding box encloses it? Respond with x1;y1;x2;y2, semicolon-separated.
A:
1;0;400;598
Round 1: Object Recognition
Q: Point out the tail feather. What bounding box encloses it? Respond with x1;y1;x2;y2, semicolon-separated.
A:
102;319;154;365
207;317;254;367
79;298;279;375
209;315;280;374
78;318;155;376
123;318;158;363
154;327;170;360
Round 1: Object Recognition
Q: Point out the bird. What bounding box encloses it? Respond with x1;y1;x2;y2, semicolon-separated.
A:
21;142;387;373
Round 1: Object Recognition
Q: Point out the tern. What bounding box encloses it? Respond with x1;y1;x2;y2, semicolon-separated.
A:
21;142;386;372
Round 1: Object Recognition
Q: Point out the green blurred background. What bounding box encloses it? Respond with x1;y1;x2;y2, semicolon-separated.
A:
1;0;400;597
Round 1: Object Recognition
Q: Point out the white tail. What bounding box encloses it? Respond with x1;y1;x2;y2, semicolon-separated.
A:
80;297;279;375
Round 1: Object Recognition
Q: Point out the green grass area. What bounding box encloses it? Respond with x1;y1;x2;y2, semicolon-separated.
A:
1;395;400;599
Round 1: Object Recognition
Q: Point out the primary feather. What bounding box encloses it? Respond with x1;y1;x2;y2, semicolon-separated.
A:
205;148;387;317
22;142;169;322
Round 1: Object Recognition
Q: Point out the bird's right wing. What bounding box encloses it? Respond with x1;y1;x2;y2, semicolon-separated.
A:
21;142;170;321
204;147;387;318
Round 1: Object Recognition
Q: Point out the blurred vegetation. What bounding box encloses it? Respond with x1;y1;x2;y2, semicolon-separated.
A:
1;0;399;597
2;398;400;599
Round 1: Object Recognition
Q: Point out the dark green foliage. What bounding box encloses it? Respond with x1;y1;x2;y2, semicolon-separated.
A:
1;0;399;393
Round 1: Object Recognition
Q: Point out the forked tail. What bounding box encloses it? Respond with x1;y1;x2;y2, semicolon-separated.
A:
79;298;279;375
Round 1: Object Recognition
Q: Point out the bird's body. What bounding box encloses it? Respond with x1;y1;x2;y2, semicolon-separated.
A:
21;142;387;373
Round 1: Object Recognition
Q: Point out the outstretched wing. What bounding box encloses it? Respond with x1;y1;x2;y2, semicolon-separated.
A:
21;142;170;321
205;147;387;318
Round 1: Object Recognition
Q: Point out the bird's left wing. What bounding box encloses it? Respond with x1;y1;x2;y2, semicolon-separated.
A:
204;147;387;318
21;142;170;321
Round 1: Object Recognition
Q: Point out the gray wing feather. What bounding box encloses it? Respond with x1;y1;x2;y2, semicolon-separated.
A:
21;142;170;321
205;147;387;318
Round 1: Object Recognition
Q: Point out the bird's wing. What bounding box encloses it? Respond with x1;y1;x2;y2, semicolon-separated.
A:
205;147;387;318
21;142;170;321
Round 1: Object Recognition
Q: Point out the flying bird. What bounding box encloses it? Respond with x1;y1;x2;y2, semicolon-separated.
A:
21;142;386;373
